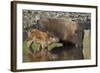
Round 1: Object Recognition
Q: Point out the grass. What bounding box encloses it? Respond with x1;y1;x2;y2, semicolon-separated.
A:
31;42;40;52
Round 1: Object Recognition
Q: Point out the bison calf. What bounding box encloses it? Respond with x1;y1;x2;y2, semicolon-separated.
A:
27;29;59;51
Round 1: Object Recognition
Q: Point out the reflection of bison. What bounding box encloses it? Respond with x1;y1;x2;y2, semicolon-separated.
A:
27;48;50;62
37;18;84;59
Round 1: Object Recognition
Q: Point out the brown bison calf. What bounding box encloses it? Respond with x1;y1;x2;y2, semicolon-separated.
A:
27;29;59;50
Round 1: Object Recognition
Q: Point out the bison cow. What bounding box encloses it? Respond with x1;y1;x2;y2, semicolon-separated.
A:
37;18;84;60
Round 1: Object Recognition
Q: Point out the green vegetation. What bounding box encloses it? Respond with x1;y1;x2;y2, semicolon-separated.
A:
23;41;28;55
48;43;63;51
31;42;40;51
23;41;29;62
23;41;63;52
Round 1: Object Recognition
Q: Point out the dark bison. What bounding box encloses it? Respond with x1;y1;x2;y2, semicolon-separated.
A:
36;18;84;60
